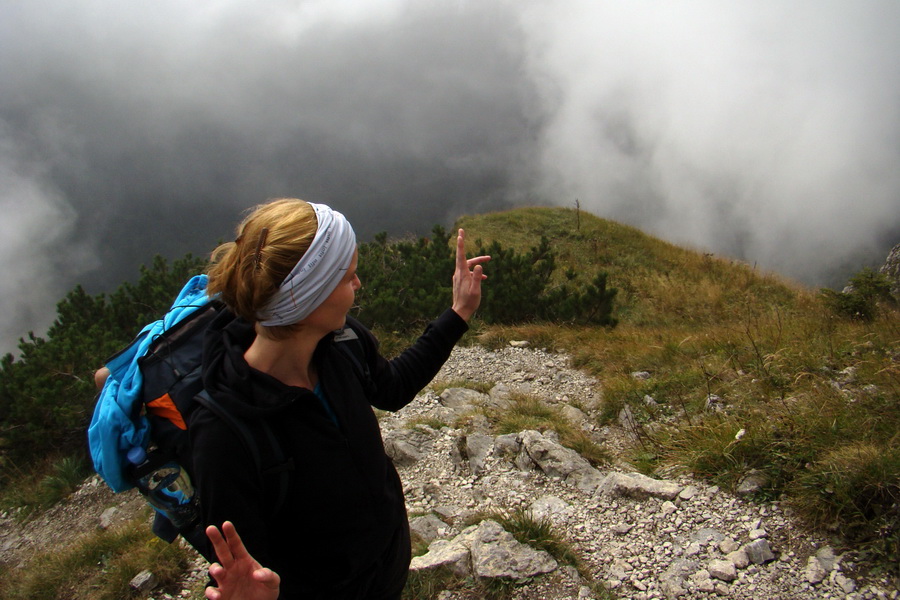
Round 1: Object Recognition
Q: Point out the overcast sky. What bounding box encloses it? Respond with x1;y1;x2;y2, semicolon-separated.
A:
1;0;899;356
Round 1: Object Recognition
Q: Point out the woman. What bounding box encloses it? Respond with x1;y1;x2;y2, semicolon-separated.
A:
193;199;489;599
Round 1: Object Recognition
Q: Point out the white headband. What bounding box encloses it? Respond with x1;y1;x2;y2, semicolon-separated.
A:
256;203;357;326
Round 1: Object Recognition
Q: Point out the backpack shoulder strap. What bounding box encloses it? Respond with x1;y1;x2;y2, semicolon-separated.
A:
333;323;375;396
194;390;294;514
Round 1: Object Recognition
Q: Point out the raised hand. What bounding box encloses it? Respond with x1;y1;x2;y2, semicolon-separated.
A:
451;229;490;322
205;522;281;600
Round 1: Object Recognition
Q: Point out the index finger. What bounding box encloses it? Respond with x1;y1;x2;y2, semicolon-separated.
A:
456;229;468;269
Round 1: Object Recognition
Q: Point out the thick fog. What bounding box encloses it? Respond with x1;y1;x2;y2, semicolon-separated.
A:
1;0;898;355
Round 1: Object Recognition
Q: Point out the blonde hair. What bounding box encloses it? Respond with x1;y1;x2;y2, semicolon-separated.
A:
207;198;317;338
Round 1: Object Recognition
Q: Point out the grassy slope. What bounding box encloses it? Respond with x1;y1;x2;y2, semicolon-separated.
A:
458;206;899;571
458;205;802;326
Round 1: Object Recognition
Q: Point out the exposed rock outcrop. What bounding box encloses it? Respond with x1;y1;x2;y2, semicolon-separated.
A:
410;519;558;581
880;242;900;300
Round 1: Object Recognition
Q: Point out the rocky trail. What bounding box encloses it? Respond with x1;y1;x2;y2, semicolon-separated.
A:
2;343;898;600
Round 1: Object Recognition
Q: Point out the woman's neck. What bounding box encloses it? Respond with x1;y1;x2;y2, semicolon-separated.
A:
243;325;324;390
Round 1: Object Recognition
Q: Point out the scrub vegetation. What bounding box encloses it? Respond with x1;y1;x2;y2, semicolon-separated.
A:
0;206;897;594
3;455;92;518
0;514;193;600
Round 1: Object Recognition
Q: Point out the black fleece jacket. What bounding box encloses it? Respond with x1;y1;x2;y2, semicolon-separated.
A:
190;308;467;599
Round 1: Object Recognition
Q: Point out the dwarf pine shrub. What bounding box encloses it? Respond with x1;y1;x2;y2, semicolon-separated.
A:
821;267;894;321
355;227;618;332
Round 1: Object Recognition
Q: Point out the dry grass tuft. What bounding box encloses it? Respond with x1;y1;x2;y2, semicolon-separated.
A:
0;515;191;600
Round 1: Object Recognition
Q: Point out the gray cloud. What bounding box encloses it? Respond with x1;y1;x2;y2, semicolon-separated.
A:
1;0;898;355
519;0;900;282
0;128;97;350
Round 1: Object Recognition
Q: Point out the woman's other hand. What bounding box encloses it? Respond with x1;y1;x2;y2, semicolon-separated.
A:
205;521;281;600
451;229;490;322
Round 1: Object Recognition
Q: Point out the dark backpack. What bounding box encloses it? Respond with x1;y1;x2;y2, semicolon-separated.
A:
89;278;371;559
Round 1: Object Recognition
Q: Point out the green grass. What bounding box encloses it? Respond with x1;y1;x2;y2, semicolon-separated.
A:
493;509;586;575
470;509;614;600
0;454;91;518
403;566;469;600
39;455;91;503
0;515;191;600
486;393;609;467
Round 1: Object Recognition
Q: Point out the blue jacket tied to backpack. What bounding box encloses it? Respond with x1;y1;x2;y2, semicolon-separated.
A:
88;275;210;493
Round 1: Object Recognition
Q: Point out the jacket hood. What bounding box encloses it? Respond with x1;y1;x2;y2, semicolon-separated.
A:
201;309;315;419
